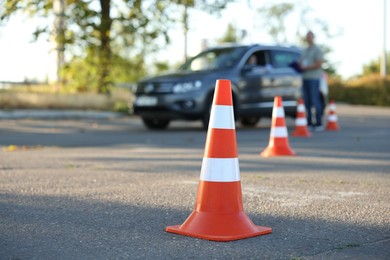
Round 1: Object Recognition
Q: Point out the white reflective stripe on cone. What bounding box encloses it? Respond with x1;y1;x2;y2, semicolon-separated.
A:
200;158;240;182
328;115;338;122
272;107;285;118
295;118;307;126
271;127;288;137
329;104;336;110
208;105;235;129
297;105;305;112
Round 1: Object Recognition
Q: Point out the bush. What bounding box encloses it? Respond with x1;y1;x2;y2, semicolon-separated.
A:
0;86;134;113
328;75;390;106
61;48;146;94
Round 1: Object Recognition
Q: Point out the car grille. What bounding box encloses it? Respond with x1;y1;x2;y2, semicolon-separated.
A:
137;82;173;94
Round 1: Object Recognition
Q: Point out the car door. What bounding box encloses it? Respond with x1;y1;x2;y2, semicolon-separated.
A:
267;50;302;106
239;50;274;108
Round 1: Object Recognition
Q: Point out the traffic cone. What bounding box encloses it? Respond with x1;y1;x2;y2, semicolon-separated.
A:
292;98;312;137
326;100;340;131
261;96;296;157
166;79;272;241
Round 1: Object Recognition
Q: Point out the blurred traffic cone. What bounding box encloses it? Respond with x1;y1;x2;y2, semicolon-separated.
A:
292;98;312;137
166;79;272;241
261;96;296;157
325;100;340;131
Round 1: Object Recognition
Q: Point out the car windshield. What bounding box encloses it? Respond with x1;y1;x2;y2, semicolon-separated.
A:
179;46;248;71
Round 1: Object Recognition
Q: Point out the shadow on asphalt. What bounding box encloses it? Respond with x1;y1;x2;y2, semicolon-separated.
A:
1;193;388;259
70;151;386;175
1;113;389;150
2;119;389;175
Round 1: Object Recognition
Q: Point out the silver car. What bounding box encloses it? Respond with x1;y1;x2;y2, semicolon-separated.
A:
134;44;302;129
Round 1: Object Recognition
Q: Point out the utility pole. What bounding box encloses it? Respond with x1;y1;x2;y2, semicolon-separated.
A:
53;0;65;91
381;0;387;77
183;4;188;63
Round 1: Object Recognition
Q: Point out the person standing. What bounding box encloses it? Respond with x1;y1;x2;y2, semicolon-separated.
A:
299;31;324;131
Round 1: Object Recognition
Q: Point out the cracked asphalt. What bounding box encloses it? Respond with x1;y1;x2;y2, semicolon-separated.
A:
0;104;389;259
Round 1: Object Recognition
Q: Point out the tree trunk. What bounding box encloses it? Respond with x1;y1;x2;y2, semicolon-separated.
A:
98;0;112;93
53;0;66;92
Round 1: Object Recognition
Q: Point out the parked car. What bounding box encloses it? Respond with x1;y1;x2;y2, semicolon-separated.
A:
133;43;302;130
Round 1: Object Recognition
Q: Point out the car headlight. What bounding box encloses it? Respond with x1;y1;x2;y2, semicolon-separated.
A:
172;80;202;93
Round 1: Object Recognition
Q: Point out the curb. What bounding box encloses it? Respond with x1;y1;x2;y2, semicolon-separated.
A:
0;110;123;120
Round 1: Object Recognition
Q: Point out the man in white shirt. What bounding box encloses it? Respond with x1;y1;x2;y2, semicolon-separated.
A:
299;31;324;131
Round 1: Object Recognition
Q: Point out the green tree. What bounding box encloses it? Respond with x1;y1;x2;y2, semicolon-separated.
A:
257;1;340;76
1;0;233;93
362;53;390;76
217;23;241;43
257;3;294;43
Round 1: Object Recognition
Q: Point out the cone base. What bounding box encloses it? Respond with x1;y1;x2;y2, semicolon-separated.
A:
166;211;272;242
292;128;312;137
326;124;339;131
260;145;296;157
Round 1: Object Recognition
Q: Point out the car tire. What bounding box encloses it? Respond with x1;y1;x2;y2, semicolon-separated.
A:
201;104;212;130
201;92;214;130
201;91;238;130
240;116;260;127
142;117;170;130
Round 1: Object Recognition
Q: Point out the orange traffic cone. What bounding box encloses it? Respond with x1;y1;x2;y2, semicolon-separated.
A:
261;96;296;157
166;79;272;241
325;100;340;131
292;98;312;137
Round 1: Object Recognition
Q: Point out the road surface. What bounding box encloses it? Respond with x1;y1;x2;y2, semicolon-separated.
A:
1;104;389;259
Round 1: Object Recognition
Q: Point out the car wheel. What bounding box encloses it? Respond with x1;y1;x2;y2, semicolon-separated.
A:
240;116;260;127
202;91;238;130
142;117;170;130
201;93;214;130
201;104;212;130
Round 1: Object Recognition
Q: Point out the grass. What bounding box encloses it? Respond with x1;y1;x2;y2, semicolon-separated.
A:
0;84;134;114
2;74;389;112
329;74;390;106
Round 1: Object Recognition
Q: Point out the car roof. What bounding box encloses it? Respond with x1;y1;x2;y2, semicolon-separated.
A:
205;43;301;52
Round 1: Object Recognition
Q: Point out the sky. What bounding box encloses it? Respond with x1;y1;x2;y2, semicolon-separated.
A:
0;0;388;82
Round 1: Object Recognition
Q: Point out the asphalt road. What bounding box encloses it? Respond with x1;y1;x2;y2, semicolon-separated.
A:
1;104;389;259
